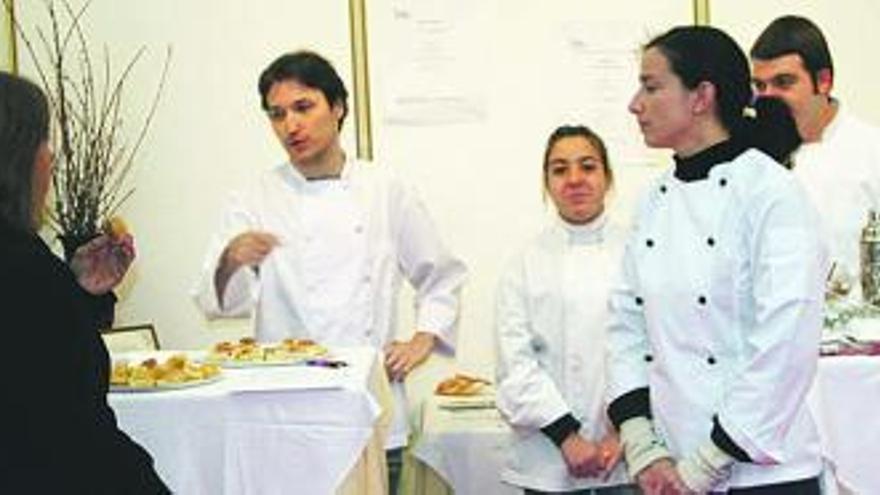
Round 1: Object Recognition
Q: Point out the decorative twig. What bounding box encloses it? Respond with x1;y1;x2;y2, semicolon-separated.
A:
4;0;170;242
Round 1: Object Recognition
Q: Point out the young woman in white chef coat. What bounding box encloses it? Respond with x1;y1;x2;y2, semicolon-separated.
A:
606;26;825;494
495;125;636;494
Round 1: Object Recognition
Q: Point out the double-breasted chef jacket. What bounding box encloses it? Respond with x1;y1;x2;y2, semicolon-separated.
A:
606;140;827;490
193;157;467;448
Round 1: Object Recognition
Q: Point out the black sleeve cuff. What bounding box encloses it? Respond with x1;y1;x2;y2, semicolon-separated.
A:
541;413;582;448
711;416;751;462
87;291;117;330
607;387;651;430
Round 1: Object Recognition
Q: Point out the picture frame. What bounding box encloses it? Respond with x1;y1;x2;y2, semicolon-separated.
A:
1;0;17;73
101;323;160;353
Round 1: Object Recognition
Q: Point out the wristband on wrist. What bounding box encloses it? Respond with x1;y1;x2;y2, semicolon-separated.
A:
677;441;735;492
619;416;671;477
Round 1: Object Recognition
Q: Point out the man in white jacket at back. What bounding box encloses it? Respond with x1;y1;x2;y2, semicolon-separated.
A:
751;15;880;290
192;50;467;494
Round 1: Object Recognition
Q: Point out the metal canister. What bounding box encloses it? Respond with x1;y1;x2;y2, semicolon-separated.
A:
860;210;880;305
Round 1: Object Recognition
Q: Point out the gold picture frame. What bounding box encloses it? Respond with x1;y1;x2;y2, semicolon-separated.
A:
1;0;17;73
101;323;161;353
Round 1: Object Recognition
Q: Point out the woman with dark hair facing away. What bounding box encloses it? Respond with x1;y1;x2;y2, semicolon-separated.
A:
0;71;167;494
605;26;825;494
495;125;636;494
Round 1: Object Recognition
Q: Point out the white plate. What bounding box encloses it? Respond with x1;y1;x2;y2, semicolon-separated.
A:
206;343;328;368
207;356;311;368
436;395;496;411
205;350;333;368
110;374;222;393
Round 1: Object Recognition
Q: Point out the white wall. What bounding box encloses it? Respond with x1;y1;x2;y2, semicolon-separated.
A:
15;0;354;349
17;1;879;405
13;0;691;399
12;0;692;408
367;0;689;386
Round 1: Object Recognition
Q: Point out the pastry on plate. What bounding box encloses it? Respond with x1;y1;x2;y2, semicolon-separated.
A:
435;373;491;396
111;354;220;390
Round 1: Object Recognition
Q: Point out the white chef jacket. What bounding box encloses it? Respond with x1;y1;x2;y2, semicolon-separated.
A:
606;148;826;490
792;103;880;288
495;212;630;492
192;157;467;448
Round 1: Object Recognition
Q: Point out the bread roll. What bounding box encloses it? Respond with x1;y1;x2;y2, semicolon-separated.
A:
103;216;129;238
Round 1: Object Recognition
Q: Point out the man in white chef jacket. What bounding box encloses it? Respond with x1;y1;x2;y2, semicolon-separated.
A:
192;50;467;493
751;15;880;290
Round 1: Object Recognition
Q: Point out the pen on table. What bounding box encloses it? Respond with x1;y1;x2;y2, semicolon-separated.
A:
305;358;348;368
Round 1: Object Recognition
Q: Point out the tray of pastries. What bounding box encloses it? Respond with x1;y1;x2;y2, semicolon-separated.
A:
110;354;222;392
207;337;329;367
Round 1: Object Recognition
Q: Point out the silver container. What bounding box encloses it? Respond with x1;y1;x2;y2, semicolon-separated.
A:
860;210;880;305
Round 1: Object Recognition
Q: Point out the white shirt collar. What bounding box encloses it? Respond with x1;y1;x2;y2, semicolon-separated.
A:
819;98;844;143
555;210;607;245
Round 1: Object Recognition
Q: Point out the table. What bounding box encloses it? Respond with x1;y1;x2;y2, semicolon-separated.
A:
808;355;880;494
411;358;880;495
109;346;391;495
407;394;516;495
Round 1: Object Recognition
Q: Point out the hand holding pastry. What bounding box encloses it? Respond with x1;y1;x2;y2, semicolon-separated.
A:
70;218;135;295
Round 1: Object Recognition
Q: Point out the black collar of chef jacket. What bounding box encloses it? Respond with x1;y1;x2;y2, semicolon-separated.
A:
672;138;748;182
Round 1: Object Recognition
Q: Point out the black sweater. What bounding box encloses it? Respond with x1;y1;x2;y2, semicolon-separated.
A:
0;221;168;494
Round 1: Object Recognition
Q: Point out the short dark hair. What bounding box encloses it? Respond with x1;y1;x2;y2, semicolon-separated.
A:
750;15;833;89
646;26;752;136
543;125;613;188
0;71;49;232
258;51;349;129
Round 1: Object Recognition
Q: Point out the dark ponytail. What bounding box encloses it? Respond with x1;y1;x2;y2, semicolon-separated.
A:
739;97;802;168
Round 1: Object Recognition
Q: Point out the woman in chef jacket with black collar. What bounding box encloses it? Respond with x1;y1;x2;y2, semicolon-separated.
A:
606;26;825;494
495;125;636;494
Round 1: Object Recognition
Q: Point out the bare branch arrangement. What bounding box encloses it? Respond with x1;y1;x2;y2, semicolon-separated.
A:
5;0;170;249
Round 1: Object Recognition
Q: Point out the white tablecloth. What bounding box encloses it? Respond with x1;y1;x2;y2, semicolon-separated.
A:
412;358;880;495
410;394;517;495
109;346;386;495
808;355;880;494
